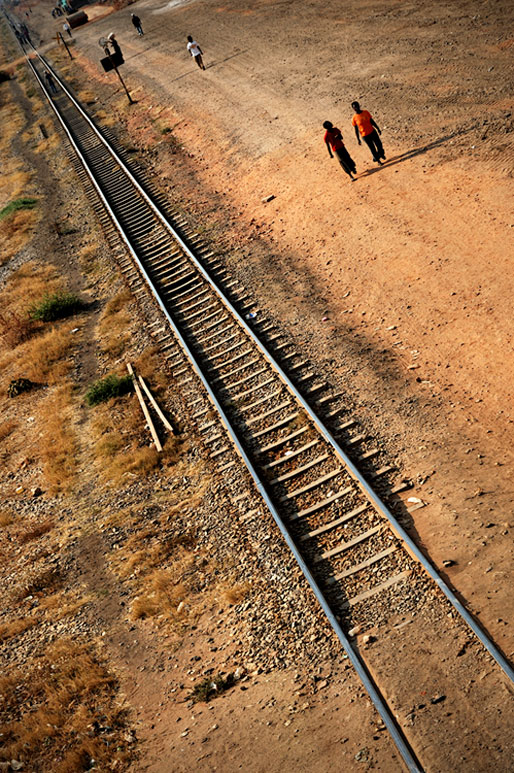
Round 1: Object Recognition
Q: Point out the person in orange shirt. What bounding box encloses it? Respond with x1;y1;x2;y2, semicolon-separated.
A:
351;101;386;165
323;121;357;181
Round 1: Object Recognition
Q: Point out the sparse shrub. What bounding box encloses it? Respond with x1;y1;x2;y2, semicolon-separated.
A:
224;581;251;605
29;291;85;322
85;374;133;406
0;310;37;347
0;196;37;220
192;673;236;703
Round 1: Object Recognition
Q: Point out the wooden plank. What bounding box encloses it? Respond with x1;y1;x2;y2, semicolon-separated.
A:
126;363;162;452
291;486;353;521
338;571;410;609
301;503;369;541
279;466;342;502
315;525;382;562
257;425;309;454
263;438;319;468
327;546;398;584
138;376;175;433
249;412;299;439
269;454;329;484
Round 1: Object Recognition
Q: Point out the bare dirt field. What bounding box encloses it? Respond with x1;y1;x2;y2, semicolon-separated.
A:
1;0;514;770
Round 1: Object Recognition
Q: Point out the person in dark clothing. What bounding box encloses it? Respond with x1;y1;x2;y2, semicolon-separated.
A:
131;13;143;36
351;101;385;164
44;70;58;95
323;121;357;180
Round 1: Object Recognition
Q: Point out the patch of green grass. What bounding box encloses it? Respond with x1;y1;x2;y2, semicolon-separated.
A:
29;291;85;322
85;374;133;406
0;197;37;221
192;673;236;703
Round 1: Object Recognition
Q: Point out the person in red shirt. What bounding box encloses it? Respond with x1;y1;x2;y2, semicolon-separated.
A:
323;121;357;181
351;101;386;164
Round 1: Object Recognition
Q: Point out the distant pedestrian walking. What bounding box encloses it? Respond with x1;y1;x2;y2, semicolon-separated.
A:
187;35;205;70
131;13;143;36
63;21;72;38
323;121;357;180
351;102;385;164
44;70;58;95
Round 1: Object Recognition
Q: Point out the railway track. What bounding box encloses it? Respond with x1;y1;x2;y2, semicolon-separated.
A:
22;43;514;772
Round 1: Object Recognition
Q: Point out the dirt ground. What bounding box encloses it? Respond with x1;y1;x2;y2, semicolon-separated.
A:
48;0;514;659
3;0;514;769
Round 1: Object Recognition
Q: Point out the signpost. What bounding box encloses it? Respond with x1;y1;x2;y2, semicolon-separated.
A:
99;36;133;105
57;30;73;60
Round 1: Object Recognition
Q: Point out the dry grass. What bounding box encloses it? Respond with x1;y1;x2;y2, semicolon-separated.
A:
1;323;75;387
0;639;135;770
97;289;132;356
18;518;54;544
78;88;96;104
90;391;179;485
0;420;16;442
0;509;13;526
0;261;61;317
79;242;104;279
133;346;170;394
12;565;61;602
0;310;37;348
1;169;31;201
223;580;252;605
106;473;216;630
0;616;37;642
131;567;188;620
39;385;78;492
0;207;39;265
0;93;38;263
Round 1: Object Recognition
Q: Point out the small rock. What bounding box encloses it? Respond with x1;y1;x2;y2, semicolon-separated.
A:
430;694;446;705
348;625;361;637
442;559;456;567
261;195;275;203
32;487;43;498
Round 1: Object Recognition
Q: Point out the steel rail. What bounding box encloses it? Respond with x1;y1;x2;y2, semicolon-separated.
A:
30;45;514;688
23;54;423;772
27;57;423;773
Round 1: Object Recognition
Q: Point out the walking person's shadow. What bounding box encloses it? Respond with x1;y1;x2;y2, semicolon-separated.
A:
356;125;476;179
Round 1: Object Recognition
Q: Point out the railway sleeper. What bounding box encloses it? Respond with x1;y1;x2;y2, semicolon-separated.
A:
301;503;370;541
327;546;399;584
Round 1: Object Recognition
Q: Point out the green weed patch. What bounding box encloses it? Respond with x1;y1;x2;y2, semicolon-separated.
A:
29;291;85;322
0;197;37;220
85;374;133;406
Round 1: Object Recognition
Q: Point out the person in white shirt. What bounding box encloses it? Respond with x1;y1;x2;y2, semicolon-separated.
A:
63;21;72;38
187;35;205;70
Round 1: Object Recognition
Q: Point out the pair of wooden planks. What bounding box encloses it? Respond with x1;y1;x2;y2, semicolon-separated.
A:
126;362;174;452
